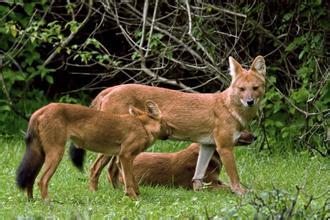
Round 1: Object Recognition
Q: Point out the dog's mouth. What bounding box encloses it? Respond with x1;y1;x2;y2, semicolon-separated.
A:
241;100;254;107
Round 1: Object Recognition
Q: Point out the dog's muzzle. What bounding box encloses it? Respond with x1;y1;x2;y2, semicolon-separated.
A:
246;98;254;106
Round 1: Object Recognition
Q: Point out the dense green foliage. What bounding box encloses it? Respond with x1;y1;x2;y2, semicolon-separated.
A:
0;1;328;153
0;139;329;219
251;2;329;155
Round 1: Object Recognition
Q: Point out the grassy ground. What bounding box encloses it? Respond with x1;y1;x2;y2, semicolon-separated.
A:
0;137;329;219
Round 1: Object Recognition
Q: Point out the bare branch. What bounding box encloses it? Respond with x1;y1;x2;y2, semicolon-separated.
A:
141;61;197;93
145;0;159;57
185;0;215;64
140;0;149;49
0;55;28;121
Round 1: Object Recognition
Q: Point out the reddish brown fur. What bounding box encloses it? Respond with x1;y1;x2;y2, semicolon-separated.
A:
86;56;266;195
89;131;256;191
16;101;164;199
113;143;223;189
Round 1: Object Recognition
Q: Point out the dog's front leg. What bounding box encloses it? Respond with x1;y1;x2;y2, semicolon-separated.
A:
215;135;247;195
118;153;138;198
192;144;215;191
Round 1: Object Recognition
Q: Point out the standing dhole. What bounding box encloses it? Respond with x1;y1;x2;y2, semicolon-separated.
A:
71;56;266;195
16;101;166;199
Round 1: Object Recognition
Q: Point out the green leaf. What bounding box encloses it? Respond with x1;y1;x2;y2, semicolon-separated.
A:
56;47;62;53
23;3;35;16
274;121;284;128
273;102;282;113
282;12;293;22
0;105;11;112
45;75;54;84
10;24;17;38
298;48;306;60
285;36;305;52
65;20;80;33
85;38;101;49
131;51;141;60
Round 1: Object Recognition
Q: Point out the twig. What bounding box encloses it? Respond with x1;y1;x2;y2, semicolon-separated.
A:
185;0;215;64
207;4;247;18
126;3;228;82
139;0;149;49
215;30;239;39
286;186;300;218
43;0;93;66
111;1;198;92
137;0;196;92
305;142;327;157
145;0;159;57
307;57;329;104
0;56;28;121
141;61;197;93
111;2;148;52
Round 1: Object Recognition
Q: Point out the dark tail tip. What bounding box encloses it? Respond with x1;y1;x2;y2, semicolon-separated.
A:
16;131;44;191
69;143;85;171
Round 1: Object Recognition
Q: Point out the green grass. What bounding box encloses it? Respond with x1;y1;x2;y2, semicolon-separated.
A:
0;137;329;219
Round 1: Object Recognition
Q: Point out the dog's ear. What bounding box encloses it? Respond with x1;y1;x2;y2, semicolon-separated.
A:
251;55;266;76
229;56;243;81
145;100;161;119
128;105;144;116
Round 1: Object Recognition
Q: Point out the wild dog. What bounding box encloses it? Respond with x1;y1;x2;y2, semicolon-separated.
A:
16;101;165;199
71;56;266;195
89;131;256;191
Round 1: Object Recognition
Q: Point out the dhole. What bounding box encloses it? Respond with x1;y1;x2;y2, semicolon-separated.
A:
71;56;266;195
89;131;256;190
16;101;166;199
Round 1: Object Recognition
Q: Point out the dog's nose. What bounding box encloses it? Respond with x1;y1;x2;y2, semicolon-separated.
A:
247;99;254;106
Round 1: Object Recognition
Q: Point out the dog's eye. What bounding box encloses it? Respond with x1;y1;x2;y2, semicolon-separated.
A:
253;86;259;91
239;87;245;92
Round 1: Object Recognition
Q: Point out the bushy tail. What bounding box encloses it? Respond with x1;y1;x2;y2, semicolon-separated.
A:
16;129;44;194
69;143;85;171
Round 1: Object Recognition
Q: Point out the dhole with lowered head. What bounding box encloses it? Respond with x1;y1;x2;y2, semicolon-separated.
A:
89;131;256;191
71;56;266;195
16;101;165;199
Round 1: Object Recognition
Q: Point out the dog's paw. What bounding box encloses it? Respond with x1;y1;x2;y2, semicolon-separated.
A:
88;181;98;192
124;187;138;199
231;186;248;195
192;179;203;191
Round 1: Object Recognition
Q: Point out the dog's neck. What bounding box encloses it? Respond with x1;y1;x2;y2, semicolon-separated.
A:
138;116;163;144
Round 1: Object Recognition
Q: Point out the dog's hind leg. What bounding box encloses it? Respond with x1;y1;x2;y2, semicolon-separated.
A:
38;146;65;200
107;156;121;189
88;154;111;191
